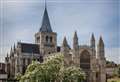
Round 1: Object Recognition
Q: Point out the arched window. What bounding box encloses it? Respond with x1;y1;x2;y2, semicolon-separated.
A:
50;36;52;42
46;36;49;42
80;50;90;70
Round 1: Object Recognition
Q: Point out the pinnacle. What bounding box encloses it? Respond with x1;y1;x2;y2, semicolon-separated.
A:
99;36;104;46
91;33;95;41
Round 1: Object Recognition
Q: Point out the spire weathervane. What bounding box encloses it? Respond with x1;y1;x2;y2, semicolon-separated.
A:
45;0;47;9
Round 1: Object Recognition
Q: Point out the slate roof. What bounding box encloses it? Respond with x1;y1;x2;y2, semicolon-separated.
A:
39;7;53;32
18;42;40;54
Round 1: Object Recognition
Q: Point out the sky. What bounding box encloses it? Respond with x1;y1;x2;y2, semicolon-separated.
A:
0;0;120;64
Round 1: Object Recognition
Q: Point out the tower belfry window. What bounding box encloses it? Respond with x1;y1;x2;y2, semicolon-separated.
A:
46;36;49;42
50;36;52;42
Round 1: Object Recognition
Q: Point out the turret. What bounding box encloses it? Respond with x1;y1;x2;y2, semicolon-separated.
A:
61;36;70;53
97;36;106;82
62;37;70;49
10;46;15;59
97;36;105;59
73;31;79;50
13;43;16;51
5;53;9;63
10;47;13;54
62;36;72;66
73;31;79;66
5;53;9;74
98;36;104;48
90;33;95;49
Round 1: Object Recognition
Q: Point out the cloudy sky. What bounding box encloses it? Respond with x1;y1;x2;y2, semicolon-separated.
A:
0;0;120;63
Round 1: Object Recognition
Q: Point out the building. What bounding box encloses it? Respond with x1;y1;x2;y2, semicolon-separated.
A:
0;63;7;82
4;3;106;82
106;61;118;78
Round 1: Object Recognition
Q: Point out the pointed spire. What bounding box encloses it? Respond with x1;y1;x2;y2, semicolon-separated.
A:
74;31;78;40
97;36;105;60
39;0;53;32
73;31;78;49
10;47;12;53
90;33;95;48
98;36;104;47
91;33;95;41
14;43;16;51
62;37;68;47
5;53;9;62
62;36;70;48
7;53;9;57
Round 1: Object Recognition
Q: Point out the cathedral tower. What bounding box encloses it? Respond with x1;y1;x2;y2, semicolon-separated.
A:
35;3;57;55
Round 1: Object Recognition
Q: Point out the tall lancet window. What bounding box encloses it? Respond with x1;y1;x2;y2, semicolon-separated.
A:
46;36;49;43
50;36;52;42
80;50;90;70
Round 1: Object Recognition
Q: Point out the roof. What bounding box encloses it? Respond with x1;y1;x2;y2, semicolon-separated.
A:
18;42;40;54
39;7;53;32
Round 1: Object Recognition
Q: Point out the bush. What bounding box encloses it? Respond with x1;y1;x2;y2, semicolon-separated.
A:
19;53;86;82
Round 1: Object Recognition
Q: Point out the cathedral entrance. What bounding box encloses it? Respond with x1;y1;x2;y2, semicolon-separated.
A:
80;50;91;82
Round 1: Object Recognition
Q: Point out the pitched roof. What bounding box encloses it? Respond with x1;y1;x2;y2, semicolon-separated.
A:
18;42;40;54
39;7;53;32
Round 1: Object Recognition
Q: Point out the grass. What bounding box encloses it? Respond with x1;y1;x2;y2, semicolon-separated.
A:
107;77;120;82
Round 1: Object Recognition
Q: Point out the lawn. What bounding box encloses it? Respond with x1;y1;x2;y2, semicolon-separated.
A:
107;77;120;82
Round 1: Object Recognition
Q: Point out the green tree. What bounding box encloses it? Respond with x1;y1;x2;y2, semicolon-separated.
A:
19;53;85;82
118;66;120;77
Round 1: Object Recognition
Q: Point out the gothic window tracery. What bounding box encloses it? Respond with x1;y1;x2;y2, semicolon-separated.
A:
80;50;90;70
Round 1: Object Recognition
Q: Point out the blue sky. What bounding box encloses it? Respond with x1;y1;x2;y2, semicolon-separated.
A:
0;0;120;63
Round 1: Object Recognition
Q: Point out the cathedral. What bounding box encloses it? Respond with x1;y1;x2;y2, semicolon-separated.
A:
4;4;106;82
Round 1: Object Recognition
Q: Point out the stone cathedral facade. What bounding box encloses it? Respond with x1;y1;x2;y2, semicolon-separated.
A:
4;5;106;82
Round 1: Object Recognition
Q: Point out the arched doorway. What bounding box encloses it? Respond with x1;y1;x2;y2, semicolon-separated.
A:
80;50;91;82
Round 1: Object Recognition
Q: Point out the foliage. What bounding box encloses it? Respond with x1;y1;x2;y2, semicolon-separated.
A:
118;66;120;77
107;77;120;82
15;73;22;80
19;53;85;82
106;60;117;68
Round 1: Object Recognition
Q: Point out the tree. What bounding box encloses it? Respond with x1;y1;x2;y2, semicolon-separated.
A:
15;73;22;81
118;66;120;77
19;53;85;82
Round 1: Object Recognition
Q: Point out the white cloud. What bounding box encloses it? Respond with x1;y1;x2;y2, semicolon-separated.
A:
105;47;120;64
